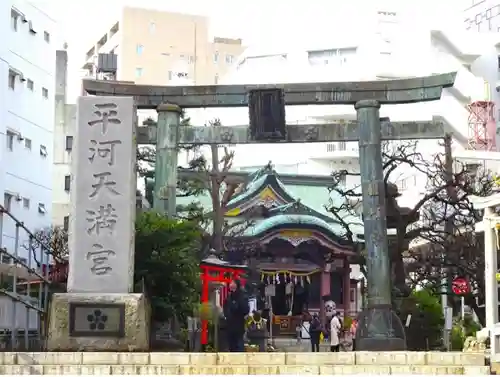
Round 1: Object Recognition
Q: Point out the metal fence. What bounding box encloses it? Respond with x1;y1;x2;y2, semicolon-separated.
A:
0;204;52;350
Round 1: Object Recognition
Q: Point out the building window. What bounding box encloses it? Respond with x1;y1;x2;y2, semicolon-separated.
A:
168;71;173;81
214;74;219;84
135;67;143;78
136;44;144;55
188;56;195;64
22;197;30;209
28;21;36;34
8;70;16;90
42;87;48;98
44;31;50;43
64;175;71;191
38;203;46;214
10;10;18;31
149;22;156;34
63;216;69;231
3;193;13;211
65;135;73;151
40;145;48;157
27;79;34;91
225;54;234;64
213;52;219;63
24;138;31;150
6;131;14;151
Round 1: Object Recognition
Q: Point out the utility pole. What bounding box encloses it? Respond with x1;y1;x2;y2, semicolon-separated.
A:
442;134;456;350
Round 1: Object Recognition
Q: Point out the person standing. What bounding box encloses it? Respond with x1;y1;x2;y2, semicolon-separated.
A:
309;313;322;352
247;310;267;352
350;318;358;351
223;279;250;352
330;312;342;352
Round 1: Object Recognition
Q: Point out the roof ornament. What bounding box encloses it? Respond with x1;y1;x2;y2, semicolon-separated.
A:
293;199;301;211
264;161;274;172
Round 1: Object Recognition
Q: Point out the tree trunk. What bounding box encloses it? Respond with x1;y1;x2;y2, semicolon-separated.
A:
210;145;223;253
464;295;485;326
392;228;411;297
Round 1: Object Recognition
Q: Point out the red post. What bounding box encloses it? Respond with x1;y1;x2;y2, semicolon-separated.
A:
201;266;210;345
199;264;247;346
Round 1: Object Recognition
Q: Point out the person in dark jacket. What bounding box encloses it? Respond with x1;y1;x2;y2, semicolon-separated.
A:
223;279;249;352
309;313;322;352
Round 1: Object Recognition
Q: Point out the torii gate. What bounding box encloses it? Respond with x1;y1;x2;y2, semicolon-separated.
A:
83;72;456;351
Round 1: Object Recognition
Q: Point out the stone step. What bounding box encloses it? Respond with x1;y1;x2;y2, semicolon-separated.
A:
0;351;486;366
0;364;491;375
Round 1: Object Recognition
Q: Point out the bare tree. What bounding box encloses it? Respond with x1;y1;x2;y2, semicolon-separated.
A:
326;139;492;306
23;226;69;266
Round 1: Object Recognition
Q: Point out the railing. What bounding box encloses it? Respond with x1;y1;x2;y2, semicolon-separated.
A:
326;142;359;153
0;204;52;350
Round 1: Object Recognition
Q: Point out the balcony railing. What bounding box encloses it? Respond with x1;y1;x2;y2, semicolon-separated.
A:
326;142;358;153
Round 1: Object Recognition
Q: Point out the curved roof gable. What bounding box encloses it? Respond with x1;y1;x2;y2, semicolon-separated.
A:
225;169;335;223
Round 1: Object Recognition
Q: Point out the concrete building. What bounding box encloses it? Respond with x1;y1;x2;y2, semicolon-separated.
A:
52;50;74;229
81;7;245;85
1;0;56;262
464;0;500;32
51;7;245;226
52;51;150;228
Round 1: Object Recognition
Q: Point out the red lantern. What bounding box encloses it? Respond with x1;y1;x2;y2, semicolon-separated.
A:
451;277;470;295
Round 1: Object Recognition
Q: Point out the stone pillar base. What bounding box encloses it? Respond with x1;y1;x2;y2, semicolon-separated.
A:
47;293;150;352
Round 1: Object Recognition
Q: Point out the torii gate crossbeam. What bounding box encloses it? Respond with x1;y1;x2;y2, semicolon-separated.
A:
83;72;457;351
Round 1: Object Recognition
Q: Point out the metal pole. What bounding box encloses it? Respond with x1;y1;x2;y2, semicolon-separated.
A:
484;207;498;329
24;236;33;349
11;224;20;349
441;134;455;350
355;100;392;308
154;103;181;217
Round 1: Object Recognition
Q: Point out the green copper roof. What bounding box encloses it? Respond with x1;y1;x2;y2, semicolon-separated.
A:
242;214;348;237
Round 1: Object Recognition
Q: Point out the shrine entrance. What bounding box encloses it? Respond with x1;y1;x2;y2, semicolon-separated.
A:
199;255;247;345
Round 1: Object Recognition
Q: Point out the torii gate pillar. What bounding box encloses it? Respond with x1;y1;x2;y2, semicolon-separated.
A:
356;100;392;307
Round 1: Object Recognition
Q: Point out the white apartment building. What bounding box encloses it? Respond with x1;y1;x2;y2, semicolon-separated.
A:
183;10;500;207
1;1;56;262
464;0;500;32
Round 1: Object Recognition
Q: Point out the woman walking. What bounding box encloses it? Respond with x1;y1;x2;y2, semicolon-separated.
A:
330;312;341;352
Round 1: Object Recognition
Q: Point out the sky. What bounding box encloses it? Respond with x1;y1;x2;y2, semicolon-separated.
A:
30;0;468;101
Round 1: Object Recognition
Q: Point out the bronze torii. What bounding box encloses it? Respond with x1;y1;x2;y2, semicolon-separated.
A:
83;72;456;351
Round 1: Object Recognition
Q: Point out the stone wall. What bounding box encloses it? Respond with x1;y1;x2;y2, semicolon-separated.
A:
0;351;489;375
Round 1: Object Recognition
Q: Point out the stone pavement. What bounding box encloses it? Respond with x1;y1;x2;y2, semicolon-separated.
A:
0;351;489;375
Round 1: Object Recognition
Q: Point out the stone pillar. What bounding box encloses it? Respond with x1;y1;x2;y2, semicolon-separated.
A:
355;99;405;351
47;96;149;351
343;258;351;317
155;104;181;217
484;206;498;329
